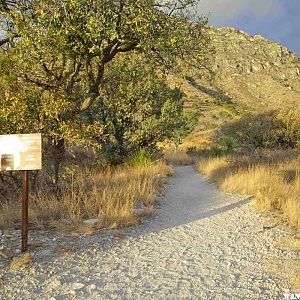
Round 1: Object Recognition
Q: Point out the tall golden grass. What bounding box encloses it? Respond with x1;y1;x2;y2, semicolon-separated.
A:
197;150;300;231
0;162;171;230
164;150;195;165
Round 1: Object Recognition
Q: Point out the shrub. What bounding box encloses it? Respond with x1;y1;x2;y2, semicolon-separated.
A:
219;135;238;153
278;109;300;148
217;110;300;151
210;145;225;157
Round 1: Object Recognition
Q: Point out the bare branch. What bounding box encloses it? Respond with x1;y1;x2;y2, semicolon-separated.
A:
0;37;9;46
0;33;19;47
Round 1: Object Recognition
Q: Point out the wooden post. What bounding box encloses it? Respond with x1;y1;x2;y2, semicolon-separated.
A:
22;170;29;252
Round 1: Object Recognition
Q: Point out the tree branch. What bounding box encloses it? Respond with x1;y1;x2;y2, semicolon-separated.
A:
0;37;10;46
66;61;82;94
0;34;19;47
25;74;56;90
80;62;104;112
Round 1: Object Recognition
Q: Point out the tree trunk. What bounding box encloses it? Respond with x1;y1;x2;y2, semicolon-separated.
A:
52;138;65;187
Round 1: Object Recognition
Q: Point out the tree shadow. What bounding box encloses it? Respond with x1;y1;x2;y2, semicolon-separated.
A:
124;166;253;235
185;76;233;104
194;196;252;219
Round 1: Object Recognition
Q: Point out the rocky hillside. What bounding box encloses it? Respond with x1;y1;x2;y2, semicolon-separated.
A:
210;27;299;87
170;26;300;148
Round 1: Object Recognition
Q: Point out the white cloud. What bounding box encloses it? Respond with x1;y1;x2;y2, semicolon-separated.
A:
196;0;282;25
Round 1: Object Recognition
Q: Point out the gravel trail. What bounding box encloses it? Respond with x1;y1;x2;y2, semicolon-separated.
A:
0;166;297;300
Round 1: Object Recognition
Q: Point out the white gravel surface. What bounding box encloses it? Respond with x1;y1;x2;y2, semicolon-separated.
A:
0;166;298;300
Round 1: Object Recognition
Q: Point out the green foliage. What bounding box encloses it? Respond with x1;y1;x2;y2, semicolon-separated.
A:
168;110;199;149
0;50;106;147
210;145;225;157
1;0;208;116
219;136;238;153
217;110;300;150
0;0;209;186
94;53;194;157
278;109;300;148
126;148;153;167
0;0;208;147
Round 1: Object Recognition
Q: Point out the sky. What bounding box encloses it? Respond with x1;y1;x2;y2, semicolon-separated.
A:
196;0;300;56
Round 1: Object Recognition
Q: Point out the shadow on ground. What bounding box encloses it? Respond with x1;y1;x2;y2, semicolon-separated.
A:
2;166;253;270
185;76;233;104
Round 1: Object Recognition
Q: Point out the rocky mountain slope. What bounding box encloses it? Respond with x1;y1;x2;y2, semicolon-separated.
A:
169;26;300;148
210;27;300;88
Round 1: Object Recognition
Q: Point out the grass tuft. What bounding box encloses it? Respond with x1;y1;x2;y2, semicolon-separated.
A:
9;253;33;270
126;148;153;167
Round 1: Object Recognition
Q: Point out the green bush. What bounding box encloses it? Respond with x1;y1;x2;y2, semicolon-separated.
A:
219;136;238;153
210;145;225;157
217;110;300;150
279;109;300;148
126;149;153;167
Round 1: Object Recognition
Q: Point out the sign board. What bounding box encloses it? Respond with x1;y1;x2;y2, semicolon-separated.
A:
0;134;42;171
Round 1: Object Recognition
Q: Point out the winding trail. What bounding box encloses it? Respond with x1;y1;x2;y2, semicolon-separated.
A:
1;166;295;299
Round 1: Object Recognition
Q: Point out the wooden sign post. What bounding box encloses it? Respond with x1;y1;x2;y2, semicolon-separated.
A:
22;170;29;252
0;134;42;252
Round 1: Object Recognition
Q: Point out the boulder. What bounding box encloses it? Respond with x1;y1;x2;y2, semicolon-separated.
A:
133;208;145;216
83;219;100;227
133;202;148;216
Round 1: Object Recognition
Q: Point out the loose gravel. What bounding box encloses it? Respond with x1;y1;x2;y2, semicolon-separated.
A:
0;166;298;300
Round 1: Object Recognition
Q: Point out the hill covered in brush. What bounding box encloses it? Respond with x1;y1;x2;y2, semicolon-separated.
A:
169;26;300;149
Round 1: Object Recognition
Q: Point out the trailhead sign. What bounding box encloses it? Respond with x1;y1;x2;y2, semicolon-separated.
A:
0;133;42;171
0;133;42;252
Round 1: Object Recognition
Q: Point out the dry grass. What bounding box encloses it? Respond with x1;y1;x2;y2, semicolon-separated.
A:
9;253;33;270
164;150;195;166
0;162;171;230
197;151;300;231
179;129;214;150
277;237;300;251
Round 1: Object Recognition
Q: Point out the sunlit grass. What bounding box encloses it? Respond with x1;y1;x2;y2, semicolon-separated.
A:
197;151;300;232
164;150;195;166
0;162;171;230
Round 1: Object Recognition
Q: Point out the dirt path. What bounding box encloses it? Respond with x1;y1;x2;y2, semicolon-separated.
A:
0;166;296;299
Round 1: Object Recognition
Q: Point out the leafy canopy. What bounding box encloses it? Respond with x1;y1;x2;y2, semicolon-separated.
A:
0;0;208;151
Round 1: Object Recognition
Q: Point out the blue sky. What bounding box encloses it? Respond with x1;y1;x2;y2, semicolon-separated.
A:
197;0;300;56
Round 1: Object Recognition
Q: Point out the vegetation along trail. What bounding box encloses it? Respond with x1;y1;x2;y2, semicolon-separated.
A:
1;166;297;299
